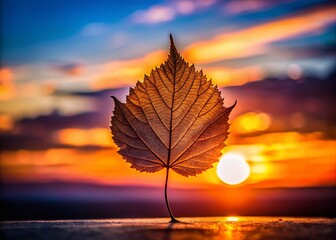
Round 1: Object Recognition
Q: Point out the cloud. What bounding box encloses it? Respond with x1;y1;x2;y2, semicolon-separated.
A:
0;114;14;132
0;68;15;100
91;50;166;89
184;5;336;63
223;0;287;14
175;1;196;14
89;50;265;89
131;0;217;24
132;5;175;24
203;66;264;86
55;128;113;147
53;62;84;76
2;77;335;189
0;94;95;120
89;5;335;89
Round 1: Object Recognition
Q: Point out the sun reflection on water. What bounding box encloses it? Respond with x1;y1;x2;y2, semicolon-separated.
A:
226;216;240;222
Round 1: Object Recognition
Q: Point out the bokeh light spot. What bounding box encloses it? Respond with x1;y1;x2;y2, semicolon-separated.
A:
232;112;271;134
287;64;302;80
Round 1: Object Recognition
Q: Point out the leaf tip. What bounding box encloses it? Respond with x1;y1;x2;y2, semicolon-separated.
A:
111;96;120;104
169;33;174;45
231;100;237;109
225;100;237;113
169;34;178;55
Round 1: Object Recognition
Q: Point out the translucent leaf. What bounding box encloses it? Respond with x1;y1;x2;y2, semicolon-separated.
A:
111;35;235;177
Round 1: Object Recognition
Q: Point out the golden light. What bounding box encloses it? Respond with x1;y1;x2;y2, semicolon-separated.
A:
92;50;166;89
217;152;251;185
0;68;13;84
56;128;112;147
226;216;240;222
0;67;15;100
0;114;14;132
1;132;336;188
232;112;271;134
205;66;264;87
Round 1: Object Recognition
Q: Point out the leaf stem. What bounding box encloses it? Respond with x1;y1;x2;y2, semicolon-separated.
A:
164;167;179;223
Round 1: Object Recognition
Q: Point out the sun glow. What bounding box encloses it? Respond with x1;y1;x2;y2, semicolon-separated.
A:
56;128;113;147
217;153;251;185
232;112;271;134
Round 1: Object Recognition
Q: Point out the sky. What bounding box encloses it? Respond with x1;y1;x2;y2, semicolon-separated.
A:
0;0;336;219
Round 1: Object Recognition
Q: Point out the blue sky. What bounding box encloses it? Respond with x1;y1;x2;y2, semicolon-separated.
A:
2;0;335;67
0;0;335;119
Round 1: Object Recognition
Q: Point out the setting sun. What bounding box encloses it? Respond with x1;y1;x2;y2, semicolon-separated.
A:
217;153;251;185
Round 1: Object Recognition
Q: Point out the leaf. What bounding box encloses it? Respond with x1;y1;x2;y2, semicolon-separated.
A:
111;35;235;177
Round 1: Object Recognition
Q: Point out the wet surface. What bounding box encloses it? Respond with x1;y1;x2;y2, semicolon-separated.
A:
1;217;335;240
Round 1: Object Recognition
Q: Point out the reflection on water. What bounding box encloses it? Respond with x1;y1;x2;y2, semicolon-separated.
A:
226;216;240;222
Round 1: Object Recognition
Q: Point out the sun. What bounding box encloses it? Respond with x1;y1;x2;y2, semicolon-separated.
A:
217;152;250;185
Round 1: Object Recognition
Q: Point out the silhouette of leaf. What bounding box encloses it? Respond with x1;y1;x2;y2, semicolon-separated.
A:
111;35;235;177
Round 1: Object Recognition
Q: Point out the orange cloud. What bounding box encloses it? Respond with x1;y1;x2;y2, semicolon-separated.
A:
92;57;264;89
184;6;336;63
91;50;166;89
56;128;113;147
1;130;335;189
0;148;207;187
0;68;15;100
203;66;264;86
0;114;14;132
0;68;12;84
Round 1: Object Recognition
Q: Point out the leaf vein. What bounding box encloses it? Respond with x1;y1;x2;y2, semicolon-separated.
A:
115;100;166;166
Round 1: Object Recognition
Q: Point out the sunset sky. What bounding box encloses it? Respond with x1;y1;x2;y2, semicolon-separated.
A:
1;0;336;219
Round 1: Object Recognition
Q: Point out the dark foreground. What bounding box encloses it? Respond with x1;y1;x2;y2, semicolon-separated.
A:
1;217;335;240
